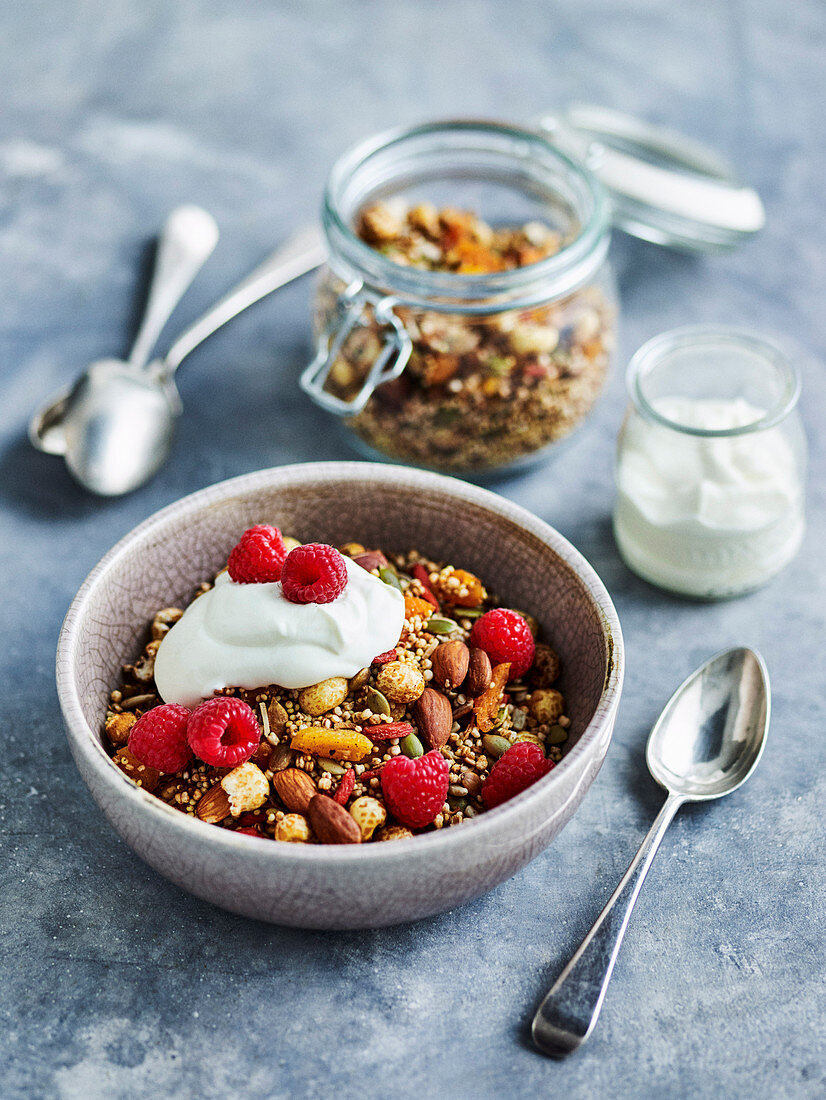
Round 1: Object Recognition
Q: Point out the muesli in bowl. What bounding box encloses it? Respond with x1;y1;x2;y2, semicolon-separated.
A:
58;461;622;927
106;525;572;844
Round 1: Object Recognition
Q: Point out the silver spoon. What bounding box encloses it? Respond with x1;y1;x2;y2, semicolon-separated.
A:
532;646;770;1058
29;223;326;496
28;203;219;493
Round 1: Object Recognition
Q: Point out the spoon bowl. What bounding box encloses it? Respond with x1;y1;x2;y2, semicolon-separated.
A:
647;647;769;801
56;361;181;496
29;223;326;496
30;360;181;495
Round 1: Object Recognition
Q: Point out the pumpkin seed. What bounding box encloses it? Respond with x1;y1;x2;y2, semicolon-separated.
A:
317;757;347;775
482;733;511;759
366;687;391;716
269;743;294;771
427;616;458;635
457;606;484;620
547;723;568;745
400;732;424;759
120;693;157;711
378;566;403;591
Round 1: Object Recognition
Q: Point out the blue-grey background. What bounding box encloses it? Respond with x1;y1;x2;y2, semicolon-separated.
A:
1;2;824;1097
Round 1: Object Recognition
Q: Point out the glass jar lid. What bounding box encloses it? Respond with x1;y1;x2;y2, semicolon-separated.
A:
536;104;765;252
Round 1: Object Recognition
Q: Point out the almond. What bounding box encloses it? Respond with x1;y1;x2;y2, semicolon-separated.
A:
308;794;362;844
196;783;231;823
430;640;470;690
412;686;453;750
466;647;492;697
272;768;317;813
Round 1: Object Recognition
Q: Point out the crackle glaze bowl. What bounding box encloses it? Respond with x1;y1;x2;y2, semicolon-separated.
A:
57;462;623;929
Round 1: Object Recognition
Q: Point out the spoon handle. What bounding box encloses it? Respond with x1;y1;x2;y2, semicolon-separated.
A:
127;205;219;371
532;791;684;1058
161;225;327;374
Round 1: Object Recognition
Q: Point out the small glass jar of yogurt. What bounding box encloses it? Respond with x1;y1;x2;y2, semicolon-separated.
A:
613;326;806;598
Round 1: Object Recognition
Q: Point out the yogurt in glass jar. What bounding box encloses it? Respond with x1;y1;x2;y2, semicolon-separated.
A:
613;326;806;598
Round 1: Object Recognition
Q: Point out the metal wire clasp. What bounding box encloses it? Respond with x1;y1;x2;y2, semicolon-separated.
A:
300;282;412;416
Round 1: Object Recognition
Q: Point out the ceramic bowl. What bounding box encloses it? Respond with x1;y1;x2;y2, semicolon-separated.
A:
57;462;623;929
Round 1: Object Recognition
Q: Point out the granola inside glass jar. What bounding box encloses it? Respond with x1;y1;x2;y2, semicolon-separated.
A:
302;121;617;474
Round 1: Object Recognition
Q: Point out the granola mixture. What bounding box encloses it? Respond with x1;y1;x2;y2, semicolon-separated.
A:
105;540;570;844
316;202;615;471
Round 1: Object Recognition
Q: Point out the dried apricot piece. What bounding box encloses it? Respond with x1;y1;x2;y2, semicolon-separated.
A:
473;662;511;733
290;727;374;762
453;240;506;274
404;594;435;621
433;567;486;608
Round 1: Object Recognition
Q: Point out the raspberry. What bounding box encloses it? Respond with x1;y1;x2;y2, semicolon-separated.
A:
381;750;449;829
187;697;261;768
281;543;348;604
127;703;191;774
481;741;554;809
469;608;536;680
227;525;286;584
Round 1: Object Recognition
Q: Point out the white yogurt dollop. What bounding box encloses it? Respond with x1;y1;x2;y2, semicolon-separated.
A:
614;397;805;597
154;557;405;707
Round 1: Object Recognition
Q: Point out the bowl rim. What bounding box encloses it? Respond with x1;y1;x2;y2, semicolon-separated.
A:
57;461;624;865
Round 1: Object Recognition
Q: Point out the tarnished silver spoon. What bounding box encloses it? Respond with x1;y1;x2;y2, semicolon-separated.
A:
532;647;770;1058
29;220;325;496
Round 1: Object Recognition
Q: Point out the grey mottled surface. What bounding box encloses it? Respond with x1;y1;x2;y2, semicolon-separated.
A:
1;1;824;1097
